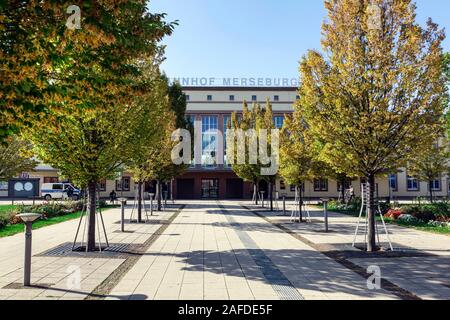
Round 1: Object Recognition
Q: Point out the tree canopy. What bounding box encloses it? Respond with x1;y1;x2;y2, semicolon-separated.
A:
298;0;446;251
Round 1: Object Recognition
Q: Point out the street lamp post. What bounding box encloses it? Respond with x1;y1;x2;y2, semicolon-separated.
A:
321;199;330;233
17;213;42;287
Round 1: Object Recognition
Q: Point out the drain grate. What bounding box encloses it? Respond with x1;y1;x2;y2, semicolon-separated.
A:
36;242;131;259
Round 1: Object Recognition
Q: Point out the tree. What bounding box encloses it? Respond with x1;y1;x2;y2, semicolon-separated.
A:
130;78;192;212
279;113;323;221
127;66;172;222
408;142;449;203
0;136;37;181
229;101;278;207
0;1;175;143
299;0;446;251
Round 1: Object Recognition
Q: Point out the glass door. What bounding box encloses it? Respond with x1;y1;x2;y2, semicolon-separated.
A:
201;179;219;199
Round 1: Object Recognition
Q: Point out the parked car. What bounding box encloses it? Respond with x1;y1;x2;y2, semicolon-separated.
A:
41;183;81;201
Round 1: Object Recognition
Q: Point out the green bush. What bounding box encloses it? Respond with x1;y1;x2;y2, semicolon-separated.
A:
400;202;450;223
0;214;11;229
0;201;86;230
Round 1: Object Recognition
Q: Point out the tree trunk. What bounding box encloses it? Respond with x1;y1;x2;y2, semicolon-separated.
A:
137;181;143;223
298;184;304;223
269;180;273;212
429;181;434;204
86;181;97;252
157;180;162;211
340;178;346;204
367;174;377;252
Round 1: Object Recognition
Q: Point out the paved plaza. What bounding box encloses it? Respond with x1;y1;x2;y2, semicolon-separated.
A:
0;200;448;300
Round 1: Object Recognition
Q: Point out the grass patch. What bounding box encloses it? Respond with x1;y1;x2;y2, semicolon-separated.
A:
315;205;450;235
0;205;118;238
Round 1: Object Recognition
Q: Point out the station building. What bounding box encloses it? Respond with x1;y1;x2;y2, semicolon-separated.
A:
1;86;448;201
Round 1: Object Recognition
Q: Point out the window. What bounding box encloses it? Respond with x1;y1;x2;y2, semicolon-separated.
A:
314;179;328;192
0;181;8;191
274;95;279;102
186;115;195;126
251;95;257;101
44;177;59;184
207;95;213;101
407;176;419;191
290;184;305;192
116;177;131;192
389;174;398;191
296;95;300;100
186;95;190;101
52;184;63;190
99;179;106;192
202;116;218;168
229;95;235;101
280;180;286;190
273;116;284;129
337;181;352;192
430;179;441;191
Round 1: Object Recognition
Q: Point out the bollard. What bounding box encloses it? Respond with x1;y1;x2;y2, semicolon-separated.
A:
260;191;265;208
283;196;286;215
17;213;41;286
118;198;127;232
150;193;155;216
321;198;329;232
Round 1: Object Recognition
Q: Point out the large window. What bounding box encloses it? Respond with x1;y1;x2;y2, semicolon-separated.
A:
407;176;419;191
273;116;284;129
389;174;398;191
314;179;328;192
202;116;218;168
223;116;232;167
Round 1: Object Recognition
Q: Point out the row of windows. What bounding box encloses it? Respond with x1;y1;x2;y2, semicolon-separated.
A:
98;177;131;192
279;176;444;193
389;174;442;191
279;179;330;192
186;95;300;102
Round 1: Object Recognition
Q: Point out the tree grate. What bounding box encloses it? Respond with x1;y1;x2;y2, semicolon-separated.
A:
36;242;131;259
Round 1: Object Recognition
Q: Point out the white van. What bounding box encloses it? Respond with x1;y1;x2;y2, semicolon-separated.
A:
41;183;81;201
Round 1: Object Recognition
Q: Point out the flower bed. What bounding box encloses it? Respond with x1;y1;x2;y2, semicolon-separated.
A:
0;201;85;229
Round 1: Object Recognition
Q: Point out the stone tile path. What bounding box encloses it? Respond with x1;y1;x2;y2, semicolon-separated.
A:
0;200;448;300
248;200;450;300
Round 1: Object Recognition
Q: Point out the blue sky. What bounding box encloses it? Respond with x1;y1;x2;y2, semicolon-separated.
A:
149;0;450;80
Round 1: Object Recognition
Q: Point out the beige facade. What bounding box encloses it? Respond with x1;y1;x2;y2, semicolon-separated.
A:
2;86;447;201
